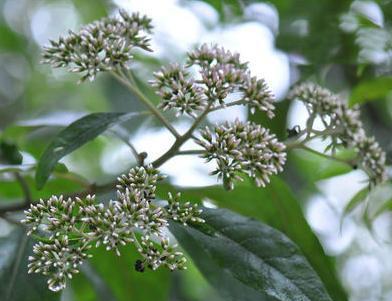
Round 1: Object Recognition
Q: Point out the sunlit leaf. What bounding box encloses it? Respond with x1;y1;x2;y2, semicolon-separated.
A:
292;148;355;181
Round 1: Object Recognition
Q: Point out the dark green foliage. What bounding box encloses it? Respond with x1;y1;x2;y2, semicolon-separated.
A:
171;208;333;301
0;227;60;301
35;112;141;189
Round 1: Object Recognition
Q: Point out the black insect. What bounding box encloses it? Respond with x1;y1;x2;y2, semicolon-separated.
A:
134;259;145;272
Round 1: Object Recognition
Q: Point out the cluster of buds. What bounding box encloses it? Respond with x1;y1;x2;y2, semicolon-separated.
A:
150;64;205;117
29;237;91;292
289;82;387;185
42;10;153;82
196;120;287;190
150;44;276;118
22;165;203;292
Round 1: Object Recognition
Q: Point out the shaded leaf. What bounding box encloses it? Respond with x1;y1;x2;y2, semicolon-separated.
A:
159;178;347;301
349;77;392;107
0;140;23;165
35;112;141;189
70;261;116;301
171;208;332;301
89;244;171;301
0;225;59;301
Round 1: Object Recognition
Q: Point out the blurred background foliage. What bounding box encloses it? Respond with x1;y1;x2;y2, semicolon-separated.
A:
0;0;391;300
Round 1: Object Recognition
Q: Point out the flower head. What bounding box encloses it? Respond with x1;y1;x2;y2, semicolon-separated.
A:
196;120;286;190
289;82;387;185
150;44;276;118
151;64;206;117
42;10;153;82
28;236;91;292
23;165;203;292
116;165;164;200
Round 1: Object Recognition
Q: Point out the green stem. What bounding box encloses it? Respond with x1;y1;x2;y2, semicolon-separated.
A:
1;104;213;213
14;172;32;204
176;150;204;156
111;71;180;138
152;103;212;168
209;100;246;112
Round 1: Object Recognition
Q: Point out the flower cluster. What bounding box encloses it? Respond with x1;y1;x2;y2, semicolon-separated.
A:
150;64;205;117
289;82;387;185
196;120;286;190
166;192;205;225
29;237;91;292
150;44;276;118
42;10;153;82
22;165;203;292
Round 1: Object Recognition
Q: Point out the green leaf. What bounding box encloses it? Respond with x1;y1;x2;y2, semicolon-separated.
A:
0;226;59;301
364;181;392;221
372;198;392;219
292;148;354;181
70;261;116;301
343;187;369;216
171;208;332;301
88;244;171;301
159;178;347;301
0;140;23;165
35;112;140;189
275;0;352;74
0;175;85;204
349;77;392;107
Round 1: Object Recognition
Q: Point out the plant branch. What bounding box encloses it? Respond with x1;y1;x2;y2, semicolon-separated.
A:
151;103;212;168
209;100;246;112
176;150;204;156
0;104;213;214
111;71;180;138
14;172;32;204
